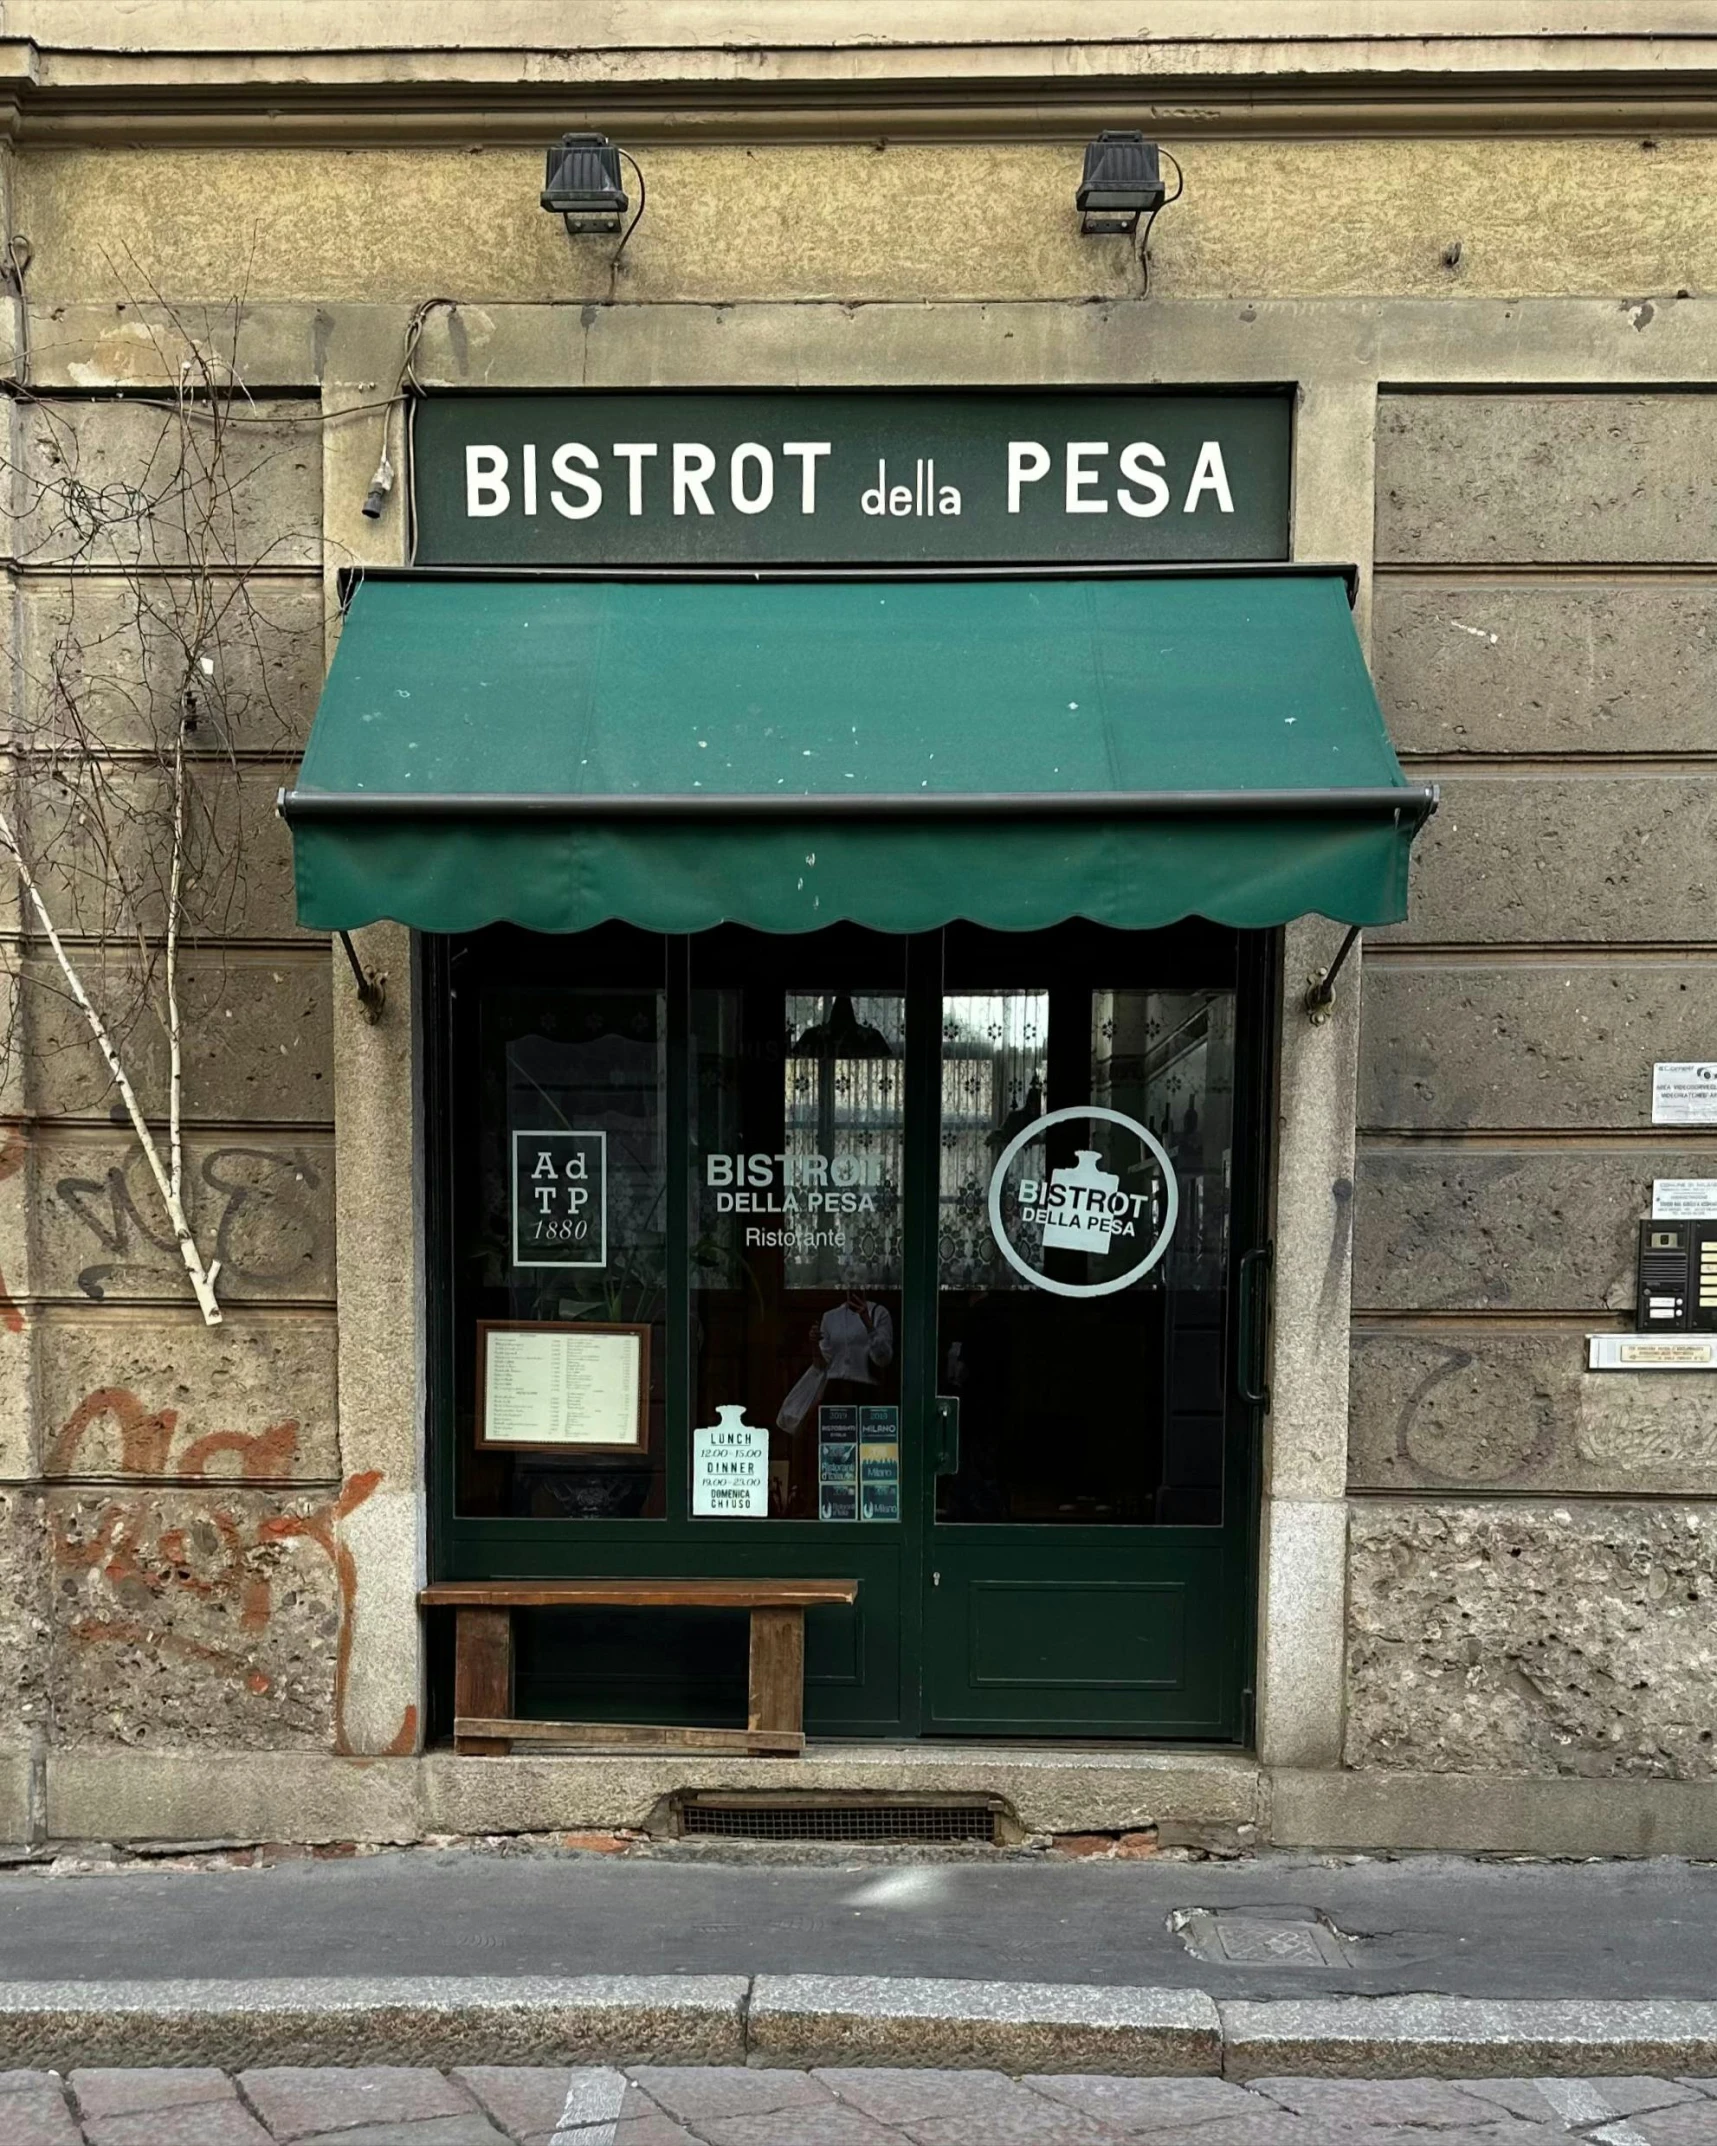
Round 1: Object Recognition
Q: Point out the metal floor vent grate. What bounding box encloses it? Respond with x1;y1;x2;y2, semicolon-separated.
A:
678;1798;1001;1844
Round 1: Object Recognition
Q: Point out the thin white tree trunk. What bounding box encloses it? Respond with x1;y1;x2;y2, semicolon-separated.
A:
165;713;186;1207
0;802;222;1325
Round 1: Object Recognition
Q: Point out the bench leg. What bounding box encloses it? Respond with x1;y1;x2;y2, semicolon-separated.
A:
747;1606;805;1753
455;1608;514;1755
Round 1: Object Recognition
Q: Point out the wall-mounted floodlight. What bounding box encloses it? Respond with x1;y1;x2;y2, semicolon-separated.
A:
541;132;629;234
1076;131;1166;236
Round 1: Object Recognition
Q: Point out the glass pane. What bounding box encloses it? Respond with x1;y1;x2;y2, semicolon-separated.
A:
692;934;905;1521
937;976;1235;1526
453;945;669;1519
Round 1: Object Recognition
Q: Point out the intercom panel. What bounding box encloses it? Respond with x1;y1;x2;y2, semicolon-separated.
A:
1639;1220;1691;1330
1636;1219;1717;1332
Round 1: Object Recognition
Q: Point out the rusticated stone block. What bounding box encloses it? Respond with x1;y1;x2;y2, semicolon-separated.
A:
1350;1326;1717;1495
23;950;332;1125
44;1483;356;1749
1379;775;1717;947
1372;581;1717;757
15;574;324;756
1353;1146;1710;1314
14;400;321;570
19;760;307;945
36;1309;339;1484
32;1130;335;1307
1376;395;1717;565
0;1488;50;1751
1359;961;1716;1132
1347;1500;1717;1777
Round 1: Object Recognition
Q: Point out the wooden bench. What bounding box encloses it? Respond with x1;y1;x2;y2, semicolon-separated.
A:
418;1578;860;1757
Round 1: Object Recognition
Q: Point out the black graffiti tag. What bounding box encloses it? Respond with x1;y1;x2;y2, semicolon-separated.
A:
56;1144;324;1301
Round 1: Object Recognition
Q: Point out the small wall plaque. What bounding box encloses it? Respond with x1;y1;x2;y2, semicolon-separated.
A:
1588;1334;1717;1372
1652;1064;1717;1127
1653;1180;1717;1220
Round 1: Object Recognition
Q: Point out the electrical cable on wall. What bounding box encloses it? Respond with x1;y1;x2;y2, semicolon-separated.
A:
1138;152;1184;298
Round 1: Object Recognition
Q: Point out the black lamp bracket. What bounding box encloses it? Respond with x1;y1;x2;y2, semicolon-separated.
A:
1303;924;1362;1025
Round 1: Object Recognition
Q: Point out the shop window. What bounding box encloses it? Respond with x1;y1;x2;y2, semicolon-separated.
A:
690;933;906;1522
448;928;669;1520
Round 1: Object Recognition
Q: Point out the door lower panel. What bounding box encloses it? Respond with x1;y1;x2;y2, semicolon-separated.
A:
926;1529;1241;1737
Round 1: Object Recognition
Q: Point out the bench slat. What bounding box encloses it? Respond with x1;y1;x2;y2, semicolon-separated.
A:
421;1579;857;1610
454;1716;803;1757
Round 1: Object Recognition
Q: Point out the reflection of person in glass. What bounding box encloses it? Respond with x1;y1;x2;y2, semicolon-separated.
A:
815;1290;894;1396
772;1286;894;1517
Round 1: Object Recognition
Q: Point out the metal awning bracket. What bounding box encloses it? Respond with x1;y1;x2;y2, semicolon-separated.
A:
338;929;387;1024
1304;924;1362;1025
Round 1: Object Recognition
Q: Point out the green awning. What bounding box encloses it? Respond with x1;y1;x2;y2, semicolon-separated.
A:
283;570;1433;937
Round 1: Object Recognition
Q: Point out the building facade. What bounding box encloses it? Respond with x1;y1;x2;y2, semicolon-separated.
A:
2;2;1716;1855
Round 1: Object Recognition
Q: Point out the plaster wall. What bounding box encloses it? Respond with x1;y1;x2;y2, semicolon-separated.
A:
12;138;1717;308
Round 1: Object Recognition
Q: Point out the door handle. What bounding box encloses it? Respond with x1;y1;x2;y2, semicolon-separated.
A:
932;1394;961;1476
1236;1243;1274;1411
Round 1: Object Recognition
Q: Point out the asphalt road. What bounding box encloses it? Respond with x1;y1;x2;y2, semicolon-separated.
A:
2;1849;1716;2000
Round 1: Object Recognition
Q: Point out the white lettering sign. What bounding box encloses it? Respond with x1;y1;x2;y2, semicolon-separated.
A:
692;1405;770;1517
462;436;1238;528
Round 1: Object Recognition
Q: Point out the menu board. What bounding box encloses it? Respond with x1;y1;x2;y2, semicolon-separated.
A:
477;1322;647;1451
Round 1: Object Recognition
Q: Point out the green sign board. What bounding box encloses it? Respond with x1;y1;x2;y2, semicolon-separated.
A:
412;392;1291;566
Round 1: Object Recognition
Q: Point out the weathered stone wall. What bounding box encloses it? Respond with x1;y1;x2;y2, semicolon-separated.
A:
1348;1504;1717;1779
1353;393;1717;1772
0;382;350;1771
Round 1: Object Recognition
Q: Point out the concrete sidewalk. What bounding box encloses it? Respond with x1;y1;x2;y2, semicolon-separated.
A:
16;2060;1717;2146
1;1845;1714;2001
18;2063;1717;2146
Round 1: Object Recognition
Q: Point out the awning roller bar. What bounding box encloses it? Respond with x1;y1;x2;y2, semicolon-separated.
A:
280;784;1439;824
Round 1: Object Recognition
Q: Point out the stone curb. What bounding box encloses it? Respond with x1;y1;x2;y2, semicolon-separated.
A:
1219;1997;1717;2080
3;1979;1717;2077
0;1976;750;2070
748;1976;1222;2074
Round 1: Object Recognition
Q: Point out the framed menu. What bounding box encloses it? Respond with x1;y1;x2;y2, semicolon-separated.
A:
476;1320;649;1454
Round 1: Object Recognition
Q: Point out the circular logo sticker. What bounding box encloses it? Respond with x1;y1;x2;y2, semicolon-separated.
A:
986;1105;1179;1300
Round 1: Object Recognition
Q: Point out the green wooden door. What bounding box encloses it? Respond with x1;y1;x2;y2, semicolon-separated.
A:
914;923;1270;1739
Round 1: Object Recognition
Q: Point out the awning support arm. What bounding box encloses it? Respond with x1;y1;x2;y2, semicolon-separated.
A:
338;929;387;1025
1303;925;1361;1026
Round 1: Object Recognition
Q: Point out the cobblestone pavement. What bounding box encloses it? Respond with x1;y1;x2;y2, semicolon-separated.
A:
7;2067;1717;2146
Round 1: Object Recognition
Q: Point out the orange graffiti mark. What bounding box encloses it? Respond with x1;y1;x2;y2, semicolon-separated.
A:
0;1127;25;1336
180;1421;301;1479
49;1388;302;1483
259;1470;388;1757
72;1616;252;1677
240;1575;271;1632
48;1387;176;1477
54;1467;417;1760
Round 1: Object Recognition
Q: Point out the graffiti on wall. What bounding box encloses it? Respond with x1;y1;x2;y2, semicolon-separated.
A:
46;1389;415;1757
53;1141;325;1300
